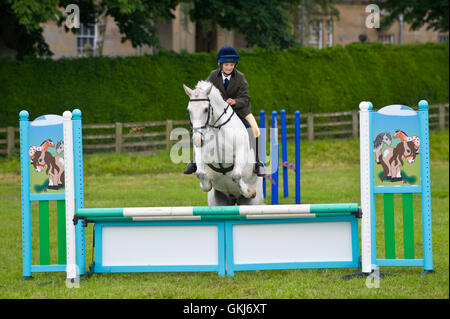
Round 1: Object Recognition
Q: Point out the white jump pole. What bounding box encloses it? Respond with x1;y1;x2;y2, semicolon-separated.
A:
63;111;77;281
359;102;373;274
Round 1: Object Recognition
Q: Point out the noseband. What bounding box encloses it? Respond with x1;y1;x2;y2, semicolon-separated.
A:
188;98;235;133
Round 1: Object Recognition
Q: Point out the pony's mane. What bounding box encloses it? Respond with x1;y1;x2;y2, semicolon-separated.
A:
195;80;227;109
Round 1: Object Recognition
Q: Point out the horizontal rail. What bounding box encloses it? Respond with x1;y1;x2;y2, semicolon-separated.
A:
77;203;360;218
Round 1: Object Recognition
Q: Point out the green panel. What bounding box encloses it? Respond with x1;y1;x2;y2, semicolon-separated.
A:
38;201;50;265
57;200;66;265
383;193;396;259
402;193;415;259
193;206;240;215
310;203;359;213
314;212;352;217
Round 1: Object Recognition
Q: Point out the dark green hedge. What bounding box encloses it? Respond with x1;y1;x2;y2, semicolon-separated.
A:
0;42;448;126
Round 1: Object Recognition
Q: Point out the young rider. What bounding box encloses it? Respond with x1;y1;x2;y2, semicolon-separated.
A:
184;46;265;177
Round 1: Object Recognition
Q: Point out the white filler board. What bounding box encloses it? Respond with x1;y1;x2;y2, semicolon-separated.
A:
225;217;359;276
232;222;353;263
92;221;226;275
90;217;359;276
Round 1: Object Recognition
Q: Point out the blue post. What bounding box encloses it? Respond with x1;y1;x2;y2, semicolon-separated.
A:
295;111;301;204
280;110;288;199
271;111;278;205
418;100;433;272
72;109;86;276
19;110;32;279
260;110;266;199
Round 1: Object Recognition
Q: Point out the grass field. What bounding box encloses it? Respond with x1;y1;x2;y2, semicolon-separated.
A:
0;131;448;299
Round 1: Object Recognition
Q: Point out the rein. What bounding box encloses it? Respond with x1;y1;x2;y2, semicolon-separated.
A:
189;97;236;174
188;98;235;131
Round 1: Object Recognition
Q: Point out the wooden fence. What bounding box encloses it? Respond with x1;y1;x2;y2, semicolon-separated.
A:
1;103;448;156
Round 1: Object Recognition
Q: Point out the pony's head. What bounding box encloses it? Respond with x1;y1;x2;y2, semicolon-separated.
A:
41;139;54;148
403;141;417;164
56;141;64;154
393;130;407;139
393;141;417;164
383;133;392;145
183;81;213;147
31;150;46;172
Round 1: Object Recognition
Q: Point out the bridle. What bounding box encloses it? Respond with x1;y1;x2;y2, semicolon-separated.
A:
188;98;235;142
188;97;236;174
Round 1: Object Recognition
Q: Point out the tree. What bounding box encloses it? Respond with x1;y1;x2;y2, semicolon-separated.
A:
58;0;180;56
0;0;180;59
188;0;298;49
187;0;339;50
0;0;61;59
376;0;449;32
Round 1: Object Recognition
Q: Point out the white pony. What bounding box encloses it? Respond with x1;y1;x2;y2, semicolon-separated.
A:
183;80;263;206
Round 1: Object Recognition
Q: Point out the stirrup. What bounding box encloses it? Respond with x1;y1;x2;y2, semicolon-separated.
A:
254;162;265;177
184;162;197;174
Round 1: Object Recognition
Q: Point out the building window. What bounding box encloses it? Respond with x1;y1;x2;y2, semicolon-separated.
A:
438;35;449;43
327;20;333;47
77;23;97;53
378;34;395;44
309;20;323;49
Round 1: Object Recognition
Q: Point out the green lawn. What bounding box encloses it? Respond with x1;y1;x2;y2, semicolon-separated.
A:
0;131;448;299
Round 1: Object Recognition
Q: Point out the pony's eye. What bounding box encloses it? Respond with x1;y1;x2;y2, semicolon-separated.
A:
204;108;208;113
407;150;410;153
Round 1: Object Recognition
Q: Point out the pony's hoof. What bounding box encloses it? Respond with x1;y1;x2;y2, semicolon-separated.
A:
243;188;256;199
200;181;212;192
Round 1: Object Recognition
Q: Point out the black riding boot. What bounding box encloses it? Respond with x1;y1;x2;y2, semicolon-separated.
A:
184;160;197;174
254;136;265;177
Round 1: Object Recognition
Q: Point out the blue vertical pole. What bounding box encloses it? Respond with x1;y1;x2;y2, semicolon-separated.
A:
280;110;288;199
72;109;86;276
260;110;266;198
19;110;32;279
271;111;278;205
295;111;301;204
418;100;433;272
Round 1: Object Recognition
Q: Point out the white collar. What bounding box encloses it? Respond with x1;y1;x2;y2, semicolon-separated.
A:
221;72;231;81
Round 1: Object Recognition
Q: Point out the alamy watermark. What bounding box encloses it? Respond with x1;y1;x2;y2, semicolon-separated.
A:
65;264;80;288
365;266;381;289
65;4;80;29
168;127;278;173
365;4;380;29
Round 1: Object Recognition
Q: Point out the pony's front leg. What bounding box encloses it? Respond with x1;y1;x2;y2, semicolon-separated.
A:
193;146;212;192
196;164;213;192
231;143;256;199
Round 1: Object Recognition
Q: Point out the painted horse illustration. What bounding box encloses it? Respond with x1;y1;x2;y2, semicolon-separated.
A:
56;140;64;154
31;150;65;190
183;80;263;206
373;132;392;164
379;141;417;182
29;139;55;165
393;130;420;154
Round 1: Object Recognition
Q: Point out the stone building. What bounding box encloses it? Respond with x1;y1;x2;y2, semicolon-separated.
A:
2;1;449;59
